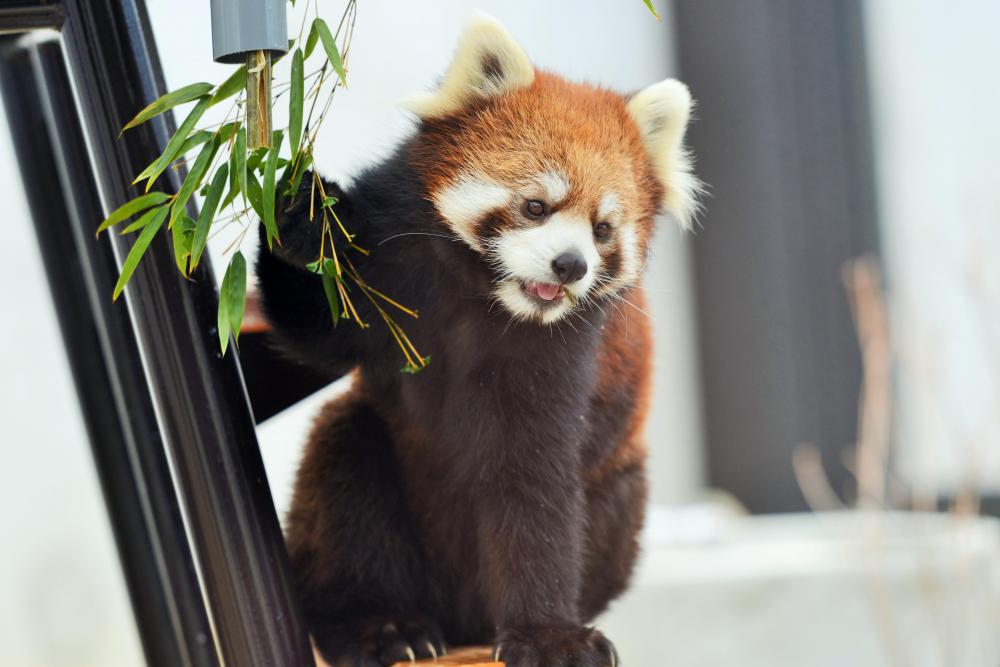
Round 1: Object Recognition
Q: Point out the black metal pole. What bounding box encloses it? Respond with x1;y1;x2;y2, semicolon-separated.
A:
0;37;217;667
58;1;314;665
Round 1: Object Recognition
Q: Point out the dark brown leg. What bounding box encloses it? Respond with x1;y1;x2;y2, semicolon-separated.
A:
285;390;446;666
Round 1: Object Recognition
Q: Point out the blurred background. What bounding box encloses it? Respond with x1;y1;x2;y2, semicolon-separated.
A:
1;0;999;665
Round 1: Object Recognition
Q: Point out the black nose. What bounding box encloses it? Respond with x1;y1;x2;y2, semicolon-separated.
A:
551;251;588;284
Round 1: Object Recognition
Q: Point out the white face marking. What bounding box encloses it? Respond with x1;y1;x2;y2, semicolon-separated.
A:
493;281;535;319
618;224;641;283
538;170;571;204
494;213;600;290
436;174;646;323
493;280;573;324
598;192;621;221
434;174;512;251
491;212;601;322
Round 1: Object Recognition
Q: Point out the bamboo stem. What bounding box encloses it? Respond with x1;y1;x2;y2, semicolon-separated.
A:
245;50;272;148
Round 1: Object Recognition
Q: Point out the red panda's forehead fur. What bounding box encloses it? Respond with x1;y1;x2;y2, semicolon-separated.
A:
412;71;664;240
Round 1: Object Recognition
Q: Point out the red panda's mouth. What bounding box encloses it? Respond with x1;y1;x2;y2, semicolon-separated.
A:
521;280;566;304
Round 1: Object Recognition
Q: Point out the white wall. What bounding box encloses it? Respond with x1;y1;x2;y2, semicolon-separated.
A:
863;0;1000;496
0;110;144;665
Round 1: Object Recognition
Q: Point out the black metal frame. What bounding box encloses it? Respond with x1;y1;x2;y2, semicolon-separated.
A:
0;1;313;665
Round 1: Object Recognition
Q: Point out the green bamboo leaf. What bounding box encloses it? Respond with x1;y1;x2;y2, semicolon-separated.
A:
217;285;230;353
120;82;213;135
217;122;240;144
218;122;247;209
210;66;246;106
261;130;284;249
289;48;304;158
171;213;196;275
248;147;269;173
119;203;167;235
226;152;238;203
642;0;661;20
227;252;247;344
175;130;214;159
96;191;171;236
245;170;264;219
113;205;169;300
170;136;218;228
217;251;247;354
130;89;237;186
132;157;159;184
136;100;212;193
314;19;348;86
191;164;229;272
320;270;341;326
219;179;240;212
232;126;247;206
304;19;321;59
135;96;211;192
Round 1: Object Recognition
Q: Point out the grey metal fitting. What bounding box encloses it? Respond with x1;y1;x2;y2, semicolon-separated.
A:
210;0;288;64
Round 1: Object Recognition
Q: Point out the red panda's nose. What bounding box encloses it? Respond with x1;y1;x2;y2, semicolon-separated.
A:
552;251;588;284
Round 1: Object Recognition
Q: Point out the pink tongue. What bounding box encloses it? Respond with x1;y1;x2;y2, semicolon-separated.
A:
534;282;562;301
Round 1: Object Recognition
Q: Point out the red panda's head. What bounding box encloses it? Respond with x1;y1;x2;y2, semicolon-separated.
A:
406;15;702;324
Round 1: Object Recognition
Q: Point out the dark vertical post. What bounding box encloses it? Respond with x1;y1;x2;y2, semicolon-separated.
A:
0;38;217;667
47;0;315;664
672;0;880;512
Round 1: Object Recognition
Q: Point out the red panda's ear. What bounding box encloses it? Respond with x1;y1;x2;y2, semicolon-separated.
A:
402;13;534;120
627;79;704;230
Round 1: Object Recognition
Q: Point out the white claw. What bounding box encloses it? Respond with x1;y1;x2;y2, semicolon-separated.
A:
610;650;617;667
426;641;438;662
405;646;416;664
493;644;504;662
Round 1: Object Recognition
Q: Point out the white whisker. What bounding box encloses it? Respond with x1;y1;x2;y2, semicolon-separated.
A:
378;231;463;246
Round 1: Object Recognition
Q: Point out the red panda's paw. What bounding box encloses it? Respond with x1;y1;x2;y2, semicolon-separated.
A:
364;617;447;666
269;172;348;268
277;169;315;218
316;615;447;667
494;625;618;667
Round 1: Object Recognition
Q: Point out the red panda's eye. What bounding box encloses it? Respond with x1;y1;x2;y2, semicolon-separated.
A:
593;222;612;240
523;199;547;219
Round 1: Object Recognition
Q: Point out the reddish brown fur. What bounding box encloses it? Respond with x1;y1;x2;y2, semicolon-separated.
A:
413;71;664;243
585;287;653;481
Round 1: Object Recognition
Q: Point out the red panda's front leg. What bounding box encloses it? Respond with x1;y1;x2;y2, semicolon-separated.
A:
460;369;618;667
479;477;617;667
255;172;370;373
477;444;618;667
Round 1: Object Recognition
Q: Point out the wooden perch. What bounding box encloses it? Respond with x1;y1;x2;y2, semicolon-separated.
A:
315;646;502;667
394;647;503;667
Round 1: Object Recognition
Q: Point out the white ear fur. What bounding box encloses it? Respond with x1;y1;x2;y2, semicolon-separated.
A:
402;13;535;119
627;79;703;230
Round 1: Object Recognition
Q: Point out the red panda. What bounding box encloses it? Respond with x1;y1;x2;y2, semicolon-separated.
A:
255;14;700;667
